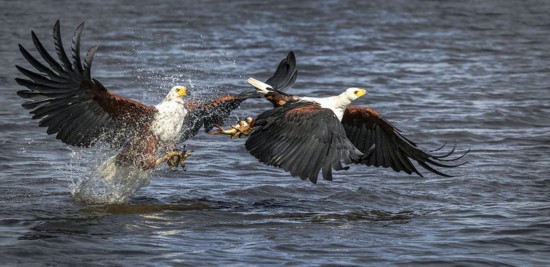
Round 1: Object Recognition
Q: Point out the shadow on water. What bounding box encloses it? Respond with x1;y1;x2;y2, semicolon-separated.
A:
18;197;414;241
307;210;413;223
81;202;211;214
19;217;102;241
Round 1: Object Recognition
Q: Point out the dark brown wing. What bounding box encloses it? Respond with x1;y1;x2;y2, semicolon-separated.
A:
342;106;468;177
180;95;252;142
16;21;157;148
245;102;363;183
178;51;299;142
264;51;298;92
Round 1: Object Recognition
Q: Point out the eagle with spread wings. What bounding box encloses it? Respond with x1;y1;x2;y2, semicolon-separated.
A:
15;21;296;198
214;51;469;183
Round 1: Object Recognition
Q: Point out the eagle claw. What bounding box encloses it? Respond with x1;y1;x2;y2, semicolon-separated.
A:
162;146;192;172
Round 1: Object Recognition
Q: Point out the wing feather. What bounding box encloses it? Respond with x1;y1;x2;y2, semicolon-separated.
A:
16;21;157;147
342;106;468;177
18;44;66;82
53;20;73;72
31;31;67;78
264;51;298;92
15;78;72;94
246;102;363;183
71;22;84;75
15;66;68;88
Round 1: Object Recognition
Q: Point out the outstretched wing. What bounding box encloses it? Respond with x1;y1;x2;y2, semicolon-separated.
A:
245;102;363;183
16;21;157;148
180;94;252;142
342;106;468;177
179;51;299;142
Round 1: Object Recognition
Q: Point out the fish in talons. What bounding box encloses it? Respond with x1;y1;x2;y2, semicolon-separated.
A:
210;117;254;139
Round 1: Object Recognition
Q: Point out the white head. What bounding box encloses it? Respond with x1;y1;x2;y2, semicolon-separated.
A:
165;86;187;102
342;87;367;101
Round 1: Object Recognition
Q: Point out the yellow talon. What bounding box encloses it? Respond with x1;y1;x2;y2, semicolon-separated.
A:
166;150;181;171
155;146;192;172
179;150;192;171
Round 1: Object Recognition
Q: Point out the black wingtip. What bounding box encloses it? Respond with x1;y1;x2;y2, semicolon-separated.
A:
287;51;295;61
16;89;28;97
75;21;86;32
309;176;318;184
83;46;99;79
432;141;457;159
417;161;451;177
264;50;298;92
30;30;39;42
430;141;448;152
435;147;471;162
14;77;28;87
71;22;86;75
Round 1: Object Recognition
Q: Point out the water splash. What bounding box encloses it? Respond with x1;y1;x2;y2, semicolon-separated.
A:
67;146;153;204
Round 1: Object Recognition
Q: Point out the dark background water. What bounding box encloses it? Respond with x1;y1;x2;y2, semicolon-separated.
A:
1;0;549;265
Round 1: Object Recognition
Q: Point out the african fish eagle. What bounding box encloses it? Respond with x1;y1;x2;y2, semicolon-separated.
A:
216;51;469;183
14;21;296;201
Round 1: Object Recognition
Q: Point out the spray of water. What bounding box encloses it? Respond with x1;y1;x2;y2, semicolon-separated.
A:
66;144;152;204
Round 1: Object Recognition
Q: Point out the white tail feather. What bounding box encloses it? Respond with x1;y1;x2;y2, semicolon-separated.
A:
247;77;272;95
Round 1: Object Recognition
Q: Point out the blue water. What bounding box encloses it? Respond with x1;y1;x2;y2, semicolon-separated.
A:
1;0;549;265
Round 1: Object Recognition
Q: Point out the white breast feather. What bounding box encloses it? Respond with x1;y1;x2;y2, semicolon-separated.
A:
151;100;187;144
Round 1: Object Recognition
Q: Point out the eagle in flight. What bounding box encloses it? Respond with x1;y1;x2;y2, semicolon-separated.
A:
214;51;469;183
14;21;296;200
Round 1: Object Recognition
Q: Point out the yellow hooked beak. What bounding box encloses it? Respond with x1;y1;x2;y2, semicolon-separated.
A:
176;87;187;97
355;88;367;97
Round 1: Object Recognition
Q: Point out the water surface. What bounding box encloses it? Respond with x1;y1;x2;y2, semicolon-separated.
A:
1;0;549;265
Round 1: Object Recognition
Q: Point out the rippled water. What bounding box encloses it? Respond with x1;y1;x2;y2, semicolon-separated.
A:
1;0;549;265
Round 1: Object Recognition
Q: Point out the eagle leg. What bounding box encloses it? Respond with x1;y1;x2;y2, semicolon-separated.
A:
178;145;192;171
154;146;193;172
155;149;182;171
180;153;192;171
